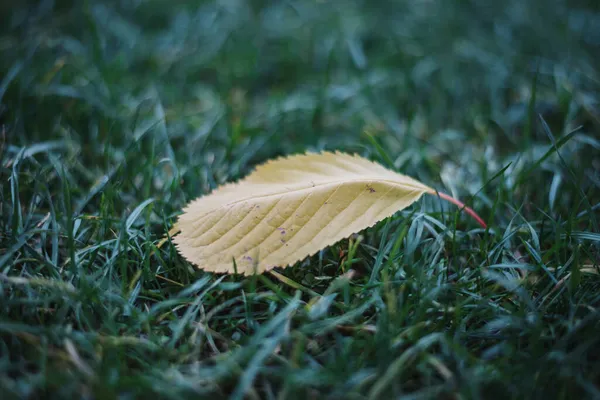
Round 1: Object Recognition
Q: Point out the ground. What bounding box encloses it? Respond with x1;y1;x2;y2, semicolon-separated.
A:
1;0;599;399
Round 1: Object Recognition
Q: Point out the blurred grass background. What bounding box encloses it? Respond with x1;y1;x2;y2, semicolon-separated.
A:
1;0;600;398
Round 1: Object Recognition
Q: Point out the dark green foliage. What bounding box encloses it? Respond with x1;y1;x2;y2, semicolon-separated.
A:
1;0;599;398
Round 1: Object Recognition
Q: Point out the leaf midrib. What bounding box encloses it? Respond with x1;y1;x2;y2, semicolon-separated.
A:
184;178;431;222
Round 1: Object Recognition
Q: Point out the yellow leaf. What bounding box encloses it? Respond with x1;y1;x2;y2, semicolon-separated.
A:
173;151;434;275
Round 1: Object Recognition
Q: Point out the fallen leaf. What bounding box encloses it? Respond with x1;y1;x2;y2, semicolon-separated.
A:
173;151;484;274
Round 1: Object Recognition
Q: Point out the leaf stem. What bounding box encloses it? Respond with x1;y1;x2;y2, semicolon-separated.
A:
432;191;488;229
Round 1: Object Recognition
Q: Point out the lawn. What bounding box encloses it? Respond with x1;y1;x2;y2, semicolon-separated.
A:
1;0;600;398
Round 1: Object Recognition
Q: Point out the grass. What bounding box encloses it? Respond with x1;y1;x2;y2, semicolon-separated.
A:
1;0;600;398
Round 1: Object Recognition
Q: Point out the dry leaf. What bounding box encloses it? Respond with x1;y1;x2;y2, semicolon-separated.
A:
173;151;482;275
